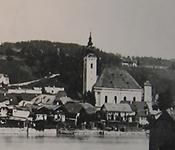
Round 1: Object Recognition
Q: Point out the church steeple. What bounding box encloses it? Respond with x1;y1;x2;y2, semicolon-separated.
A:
87;32;93;47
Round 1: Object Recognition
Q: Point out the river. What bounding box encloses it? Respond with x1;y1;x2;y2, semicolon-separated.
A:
0;134;148;150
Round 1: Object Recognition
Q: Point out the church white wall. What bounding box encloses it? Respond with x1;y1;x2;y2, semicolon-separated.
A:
83;55;97;93
0;74;9;86
94;87;143;107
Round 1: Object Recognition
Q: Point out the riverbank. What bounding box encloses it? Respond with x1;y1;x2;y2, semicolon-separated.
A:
58;129;147;138
0;127;148;138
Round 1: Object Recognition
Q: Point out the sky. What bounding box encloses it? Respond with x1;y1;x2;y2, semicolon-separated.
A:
0;0;175;59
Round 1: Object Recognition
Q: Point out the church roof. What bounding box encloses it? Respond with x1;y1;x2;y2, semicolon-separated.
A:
94;67;142;89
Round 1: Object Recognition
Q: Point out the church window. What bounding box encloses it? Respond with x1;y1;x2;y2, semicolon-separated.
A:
114;96;117;103
133;97;136;101
105;96;108;103
90;63;93;68
123;96;127;101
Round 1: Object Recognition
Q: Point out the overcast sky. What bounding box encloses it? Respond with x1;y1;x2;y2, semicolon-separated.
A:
0;0;175;59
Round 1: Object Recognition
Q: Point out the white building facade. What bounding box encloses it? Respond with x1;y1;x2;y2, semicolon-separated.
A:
0;74;9;86
93;67;143;107
94;87;143;107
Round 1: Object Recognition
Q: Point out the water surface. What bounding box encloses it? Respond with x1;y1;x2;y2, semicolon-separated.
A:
0;135;149;150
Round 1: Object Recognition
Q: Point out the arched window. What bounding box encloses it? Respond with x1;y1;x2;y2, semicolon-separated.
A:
114;96;117;103
133;97;136;101
105;96;108;103
123;96;127;101
90;63;93;68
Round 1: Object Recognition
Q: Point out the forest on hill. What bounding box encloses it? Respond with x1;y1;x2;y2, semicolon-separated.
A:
0;40;121;98
0;40;175;108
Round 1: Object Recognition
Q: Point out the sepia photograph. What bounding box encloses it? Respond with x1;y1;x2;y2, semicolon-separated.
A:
0;0;175;150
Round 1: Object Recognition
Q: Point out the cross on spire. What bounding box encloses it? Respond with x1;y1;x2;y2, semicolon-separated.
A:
87;32;93;47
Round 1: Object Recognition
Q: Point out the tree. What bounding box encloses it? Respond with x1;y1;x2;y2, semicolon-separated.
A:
157;87;173;110
84;91;96;106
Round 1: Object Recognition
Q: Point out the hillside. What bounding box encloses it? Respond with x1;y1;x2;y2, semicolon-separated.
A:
0;40;121;98
0;40;175;103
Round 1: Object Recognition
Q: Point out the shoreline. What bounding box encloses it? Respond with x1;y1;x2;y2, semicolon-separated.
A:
0;127;148;138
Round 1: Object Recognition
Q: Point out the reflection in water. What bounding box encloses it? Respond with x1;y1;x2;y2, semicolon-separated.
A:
0;135;149;150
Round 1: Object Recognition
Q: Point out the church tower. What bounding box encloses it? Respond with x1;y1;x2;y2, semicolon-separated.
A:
83;33;97;94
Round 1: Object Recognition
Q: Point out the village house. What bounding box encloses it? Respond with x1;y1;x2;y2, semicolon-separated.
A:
0;104;12;117
121;57;138;67
101;103;133;125
63;101;96;129
18;100;33;107
44;87;64;94
31;92;69;105
32;105;60;121
0;101;31;127
8;87;65;95
31;94;56;105
130;101;149;126
0;74;9;87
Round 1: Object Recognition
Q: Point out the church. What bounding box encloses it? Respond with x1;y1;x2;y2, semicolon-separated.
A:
83;33;152;109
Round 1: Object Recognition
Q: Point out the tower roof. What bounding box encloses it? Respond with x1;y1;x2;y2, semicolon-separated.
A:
87;32;93;47
144;80;151;86
85;53;97;58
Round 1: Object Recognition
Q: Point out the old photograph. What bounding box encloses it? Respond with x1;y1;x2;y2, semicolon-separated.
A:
0;0;174;150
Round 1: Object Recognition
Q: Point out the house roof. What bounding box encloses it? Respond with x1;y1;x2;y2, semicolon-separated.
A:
64;102;96;115
59;97;73;105
31;94;56;105
64;102;82;114
94;67;141;89
33;104;61;113
8;116;27;121
43;104;61;112
102;103;133;113
55;91;67;99
130;101;148;117
0;101;8;107
80;103;96;115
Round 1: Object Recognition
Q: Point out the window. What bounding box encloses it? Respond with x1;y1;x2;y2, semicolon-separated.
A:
133;97;136;101
114;96;117;103
105;96;108;103
46;99;50;103
90;63;93;68
123;96;127;101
